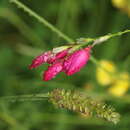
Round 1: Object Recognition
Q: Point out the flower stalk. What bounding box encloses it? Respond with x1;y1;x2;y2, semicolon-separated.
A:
0;94;49;102
76;29;130;47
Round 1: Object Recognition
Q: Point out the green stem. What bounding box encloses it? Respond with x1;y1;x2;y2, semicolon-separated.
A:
0;93;49;102
76;29;130;48
10;0;73;43
90;30;130;47
108;29;130;37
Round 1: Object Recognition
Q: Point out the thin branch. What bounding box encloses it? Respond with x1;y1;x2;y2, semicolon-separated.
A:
76;29;130;47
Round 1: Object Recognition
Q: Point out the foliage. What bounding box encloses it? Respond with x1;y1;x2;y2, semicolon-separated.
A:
0;0;130;130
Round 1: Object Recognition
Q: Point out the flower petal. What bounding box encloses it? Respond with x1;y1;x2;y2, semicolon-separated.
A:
43;62;63;81
29;51;51;69
63;47;91;75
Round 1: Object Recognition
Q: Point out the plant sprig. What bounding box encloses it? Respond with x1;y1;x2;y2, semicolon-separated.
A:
8;0;130;124
0;89;120;124
10;0;130;70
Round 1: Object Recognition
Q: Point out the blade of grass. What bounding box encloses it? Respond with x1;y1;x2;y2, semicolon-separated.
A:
0;93;49;102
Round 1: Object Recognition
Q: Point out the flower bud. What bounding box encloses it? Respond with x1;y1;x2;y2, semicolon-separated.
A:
108;72;130;97
29;51;51;69
43;62;63;81
63;47;91;75
96;60;116;86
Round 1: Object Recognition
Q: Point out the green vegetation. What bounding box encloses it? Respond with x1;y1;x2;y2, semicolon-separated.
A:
0;0;130;130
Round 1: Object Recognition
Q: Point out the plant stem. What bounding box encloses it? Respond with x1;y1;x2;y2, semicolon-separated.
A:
0;93;49;102
10;0;73;43
108;29;130;37
77;29;130;47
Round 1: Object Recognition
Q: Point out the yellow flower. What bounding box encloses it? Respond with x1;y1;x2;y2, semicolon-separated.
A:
112;0;130;16
108;72;130;97
96;60;116;86
112;0;127;9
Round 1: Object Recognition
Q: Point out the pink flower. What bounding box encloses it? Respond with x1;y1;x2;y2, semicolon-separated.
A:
29;49;69;69
29;46;92;81
63;46;91;75
29;51;51;69
43;62;63;81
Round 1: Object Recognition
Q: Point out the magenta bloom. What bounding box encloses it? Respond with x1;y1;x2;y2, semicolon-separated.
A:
29;48;69;69
29;51;51;69
29;46;92;81
43;62;63;81
63;47;91;75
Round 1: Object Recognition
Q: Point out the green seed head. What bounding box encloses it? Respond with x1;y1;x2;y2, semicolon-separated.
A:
49;88;120;124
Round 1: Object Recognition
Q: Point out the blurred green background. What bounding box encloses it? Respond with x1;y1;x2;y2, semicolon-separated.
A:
0;0;130;130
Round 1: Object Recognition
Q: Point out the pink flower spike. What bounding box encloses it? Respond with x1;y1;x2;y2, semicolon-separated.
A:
43;62;63;81
63;47;91;75
29;51;51;69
